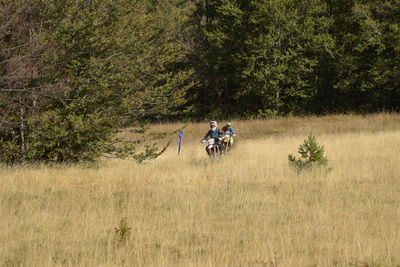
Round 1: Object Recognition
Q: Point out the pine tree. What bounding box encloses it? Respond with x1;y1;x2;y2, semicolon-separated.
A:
288;133;328;172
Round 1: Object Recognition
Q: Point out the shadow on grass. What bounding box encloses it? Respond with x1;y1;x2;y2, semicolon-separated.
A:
188;158;218;167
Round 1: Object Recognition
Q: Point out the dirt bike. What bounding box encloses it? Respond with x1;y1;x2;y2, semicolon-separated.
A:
221;131;231;154
202;138;222;158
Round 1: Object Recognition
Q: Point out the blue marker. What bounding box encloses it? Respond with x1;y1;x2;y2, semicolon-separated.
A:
178;130;183;155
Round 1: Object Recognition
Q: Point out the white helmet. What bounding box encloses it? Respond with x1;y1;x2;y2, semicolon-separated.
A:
210;121;217;128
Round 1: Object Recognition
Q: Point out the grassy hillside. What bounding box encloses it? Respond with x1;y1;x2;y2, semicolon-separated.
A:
1;113;400;266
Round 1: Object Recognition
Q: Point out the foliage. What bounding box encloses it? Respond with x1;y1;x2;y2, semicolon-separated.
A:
288;133;328;172
0;0;193;164
191;0;327;116
189;0;400;117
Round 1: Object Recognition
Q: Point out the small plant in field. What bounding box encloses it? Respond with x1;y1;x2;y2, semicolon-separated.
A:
114;217;131;245
288;133;328;172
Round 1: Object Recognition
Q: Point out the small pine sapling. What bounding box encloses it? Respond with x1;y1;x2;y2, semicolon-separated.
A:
288;133;328;172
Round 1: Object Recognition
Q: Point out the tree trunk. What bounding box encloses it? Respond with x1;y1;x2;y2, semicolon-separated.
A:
19;101;26;156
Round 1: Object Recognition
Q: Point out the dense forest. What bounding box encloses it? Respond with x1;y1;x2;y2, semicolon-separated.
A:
1;0;399;163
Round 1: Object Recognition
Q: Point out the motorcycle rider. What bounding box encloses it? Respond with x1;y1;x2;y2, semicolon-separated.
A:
201;121;223;155
221;122;236;148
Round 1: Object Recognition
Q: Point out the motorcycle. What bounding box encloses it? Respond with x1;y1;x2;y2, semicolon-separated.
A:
202;138;221;158
221;131;231;154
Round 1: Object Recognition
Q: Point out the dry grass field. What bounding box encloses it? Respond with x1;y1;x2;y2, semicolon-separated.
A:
1;113;400;266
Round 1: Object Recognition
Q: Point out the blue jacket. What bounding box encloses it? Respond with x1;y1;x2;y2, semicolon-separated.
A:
222;126;236;136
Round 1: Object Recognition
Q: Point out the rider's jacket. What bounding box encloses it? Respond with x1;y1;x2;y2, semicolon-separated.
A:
221;126;236;136
203;128;222;140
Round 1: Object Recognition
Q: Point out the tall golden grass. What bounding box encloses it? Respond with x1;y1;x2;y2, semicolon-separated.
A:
1;113;400;266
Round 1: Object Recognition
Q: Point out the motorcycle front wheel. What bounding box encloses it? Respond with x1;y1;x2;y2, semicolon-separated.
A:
207;148;214;158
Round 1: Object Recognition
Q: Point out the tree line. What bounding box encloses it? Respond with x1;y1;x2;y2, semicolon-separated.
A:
1;0;399;163
190;0;400;117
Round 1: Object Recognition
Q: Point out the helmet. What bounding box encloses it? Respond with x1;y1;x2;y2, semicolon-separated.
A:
226;122;231;126
210;121;217;128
